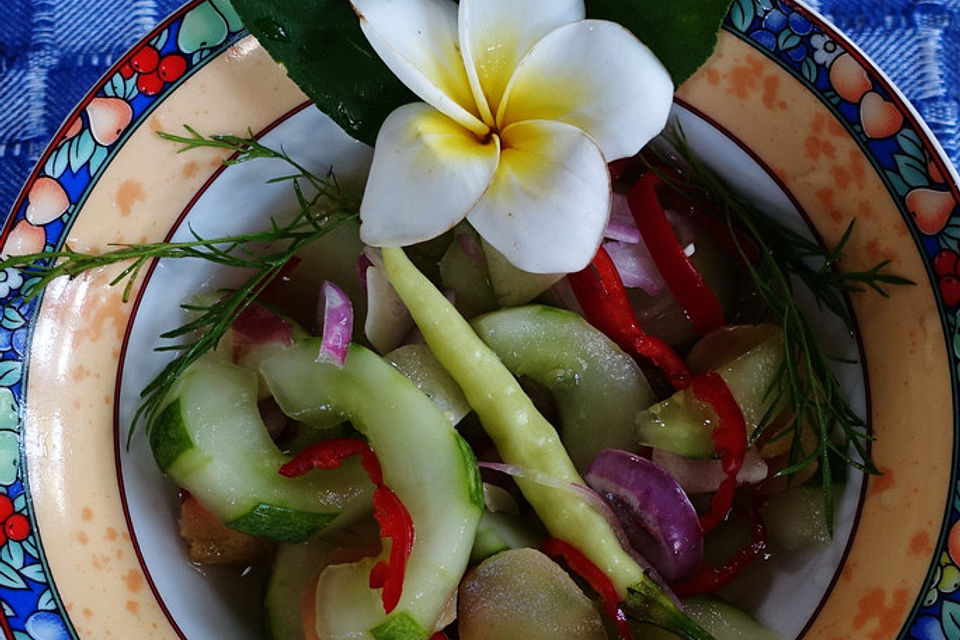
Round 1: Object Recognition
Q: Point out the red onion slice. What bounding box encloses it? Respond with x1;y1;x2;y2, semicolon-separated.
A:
605;192;643;244
315;281;353;367
584;449;702;583
357;253;374;293
651;446;768;495
603;240;665;296
230;303;295;363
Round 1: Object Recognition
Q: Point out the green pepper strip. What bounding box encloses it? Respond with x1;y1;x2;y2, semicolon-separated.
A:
381;246;713;640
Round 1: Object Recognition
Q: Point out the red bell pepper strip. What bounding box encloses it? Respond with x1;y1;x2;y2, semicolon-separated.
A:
627;172;725;336
542;538;632;640
671;499;768;597
690;373;748;533
279;438;414;613
568;246;692;390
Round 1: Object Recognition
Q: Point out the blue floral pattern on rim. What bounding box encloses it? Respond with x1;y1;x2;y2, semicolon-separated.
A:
1;0;959;638
0;2;245;637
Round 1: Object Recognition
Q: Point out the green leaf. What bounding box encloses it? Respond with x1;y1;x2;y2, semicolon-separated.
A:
943;600;960;640
729;0;755;32
586;0;734;86
20;562;47;584
230;0;416;146
894;152;930;188
885;169;910;197
21;536;38;561
1;307;24;331
1;541;23;571
89;144;109;177
44;143;70;179
106;72;125;98
0;362;21;388
896;128;926;163
0;561;26;590
801;57;817;83
37;589;56;611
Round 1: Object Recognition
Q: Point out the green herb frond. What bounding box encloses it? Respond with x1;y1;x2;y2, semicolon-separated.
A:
654;126;909;533
1;127;360;442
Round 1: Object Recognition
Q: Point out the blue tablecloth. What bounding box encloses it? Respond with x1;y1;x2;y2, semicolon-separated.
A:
0;0;958;219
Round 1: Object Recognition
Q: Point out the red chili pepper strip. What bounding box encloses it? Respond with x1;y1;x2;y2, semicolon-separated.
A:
671;500;767;597
627;172;725;336
690;373;748;533
542;538;633;640
279;438;414;613
568;246;692;390
429;633;450;640
367;483;414;612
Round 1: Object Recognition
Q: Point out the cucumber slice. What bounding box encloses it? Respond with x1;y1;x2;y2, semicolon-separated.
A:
265;522;380;640
148;356;372;542
470;483;544;563
439;225;497;318
385;344;471;426
481;239;564;307
471;305;656;470
470;509;543;564
260;341;483;640
760;484;833;550
635;328;785;457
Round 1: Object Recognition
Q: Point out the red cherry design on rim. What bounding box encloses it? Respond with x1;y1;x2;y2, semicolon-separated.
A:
0;496;13;523
137;72;165;97
158;54;188;83
130;46;160;74
4;514;29;542
934;249;959;277
120;63;135;80
940;275;960;307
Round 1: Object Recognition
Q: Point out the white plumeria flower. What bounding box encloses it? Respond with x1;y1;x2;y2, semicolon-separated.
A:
353;0;673;273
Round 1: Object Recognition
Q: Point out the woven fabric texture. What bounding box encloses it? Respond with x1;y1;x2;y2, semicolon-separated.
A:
0;0;958;218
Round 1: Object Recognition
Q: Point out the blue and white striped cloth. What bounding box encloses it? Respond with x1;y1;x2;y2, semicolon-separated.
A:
0;0;958;218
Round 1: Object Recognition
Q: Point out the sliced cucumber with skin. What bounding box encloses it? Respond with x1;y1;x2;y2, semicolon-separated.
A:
471;305;657;470
265;521;381;640
259;341;483;640
635;328;785;458
148;356;372;542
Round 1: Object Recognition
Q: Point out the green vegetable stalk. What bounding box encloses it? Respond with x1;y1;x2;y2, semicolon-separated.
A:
381;246;713;640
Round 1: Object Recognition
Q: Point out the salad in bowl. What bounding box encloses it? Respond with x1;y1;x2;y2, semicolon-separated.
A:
2;0;958;639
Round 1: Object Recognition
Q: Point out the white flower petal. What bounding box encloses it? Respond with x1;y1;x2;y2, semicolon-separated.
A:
360;103;500;247
498;20;673;160
466;120;609;274
459;0;584;125
352;0;488;135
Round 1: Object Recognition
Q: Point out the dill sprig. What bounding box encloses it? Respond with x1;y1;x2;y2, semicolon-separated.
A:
653;128;913;532
1;127;360;441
